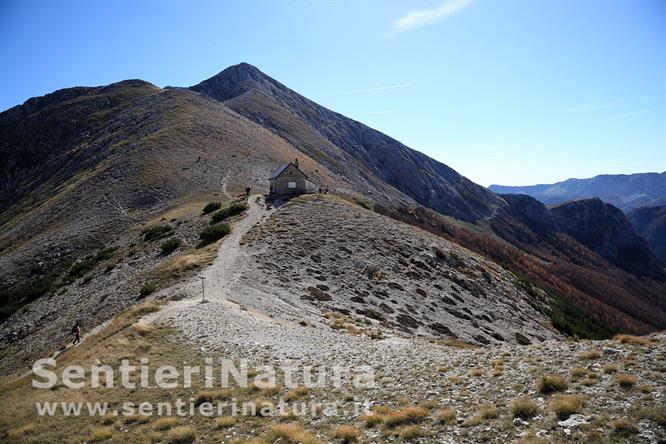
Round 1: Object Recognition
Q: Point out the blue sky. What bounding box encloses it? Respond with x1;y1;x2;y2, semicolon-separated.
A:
1;0;664;186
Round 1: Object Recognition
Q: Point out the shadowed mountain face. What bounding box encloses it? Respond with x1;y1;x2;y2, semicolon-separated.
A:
550;198;665;279
191;63;503;222
629;205;666;264
489;172;666;212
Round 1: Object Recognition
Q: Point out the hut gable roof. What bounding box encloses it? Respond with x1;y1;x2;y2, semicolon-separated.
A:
269;162;308;180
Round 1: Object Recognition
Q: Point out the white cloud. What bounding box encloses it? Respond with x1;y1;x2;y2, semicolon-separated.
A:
387;0;474;36
330;84;410;97
595;108;654;123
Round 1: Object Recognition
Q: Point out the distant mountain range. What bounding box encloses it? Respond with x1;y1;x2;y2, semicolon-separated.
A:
490;172;666;212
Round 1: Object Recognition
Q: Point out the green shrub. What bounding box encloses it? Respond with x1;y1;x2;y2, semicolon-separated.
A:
0;272;59;321
95;246;118;261
139;282;156;298
161;238;182;255
199;224;231;244
142;225;174;242
550;294;613;340
68;259;97;279
210;203;248;224
202;202;222;215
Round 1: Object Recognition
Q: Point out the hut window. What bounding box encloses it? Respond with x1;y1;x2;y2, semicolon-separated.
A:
288;181;296;189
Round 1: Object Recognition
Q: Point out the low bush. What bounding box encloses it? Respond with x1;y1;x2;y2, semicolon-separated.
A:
210;202;248;224
202;201;221;215
68;259;97;279
549;292;613;340
161;238;182;255
139;282;156;298
95;246;118;261
199;223;230;244
143;224;174;242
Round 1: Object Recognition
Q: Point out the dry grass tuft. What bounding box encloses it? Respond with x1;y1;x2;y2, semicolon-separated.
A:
639;384;652;394
360;411;384;427
462;415;483;427
193;389;231;406
570;366;587;378
332;425;360;443
382;405;430;427
537;375;568;393
479;404;500;419
549;394;585;420
250;397;276;417
101;414;116;425
610;418;638;436
260;385;282;397
90;426;114;442
214;416;238;429
263;423;319;444
285;386;310;401
615;373;637;389
614;334;651;345
6;423;37;440
165;425;196;444
510;397;539;419
124;413;151;424
643;406;666;426
152;417;179;431
578;349;602;360
435;407;457;424
602;364;618;374
470;368;484;377
398;425;422;439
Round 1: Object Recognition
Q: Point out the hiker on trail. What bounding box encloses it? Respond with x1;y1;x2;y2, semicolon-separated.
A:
245;186;251;196
72;322;81;345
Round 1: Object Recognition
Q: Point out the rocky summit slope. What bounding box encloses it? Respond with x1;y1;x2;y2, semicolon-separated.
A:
240;195;556;345
191;63;504;223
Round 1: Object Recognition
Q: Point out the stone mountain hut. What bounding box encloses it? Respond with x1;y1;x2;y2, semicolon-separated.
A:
269;159;318;195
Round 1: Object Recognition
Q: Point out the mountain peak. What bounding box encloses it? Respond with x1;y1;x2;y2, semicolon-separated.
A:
190;62;283;102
